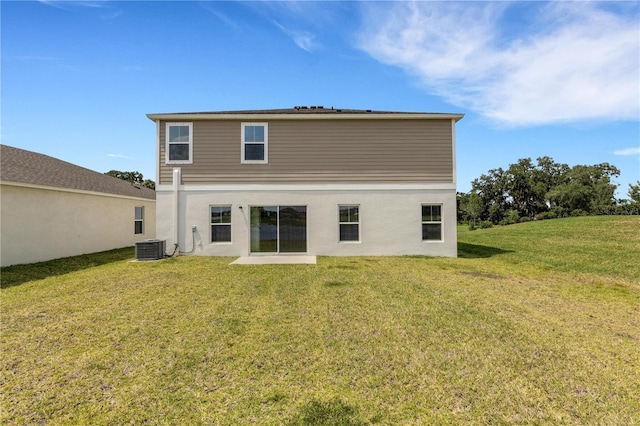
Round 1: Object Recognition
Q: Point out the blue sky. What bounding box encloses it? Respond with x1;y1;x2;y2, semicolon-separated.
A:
2;0;639;197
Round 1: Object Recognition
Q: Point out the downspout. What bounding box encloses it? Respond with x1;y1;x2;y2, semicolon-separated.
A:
155;120;161;192
451;118;458;258
173;167;181;254
451;118;457;188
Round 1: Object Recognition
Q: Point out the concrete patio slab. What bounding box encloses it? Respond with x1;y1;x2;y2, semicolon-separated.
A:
230;256;317;265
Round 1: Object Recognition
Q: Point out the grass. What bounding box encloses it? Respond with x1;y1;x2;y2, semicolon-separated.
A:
2;216;639;424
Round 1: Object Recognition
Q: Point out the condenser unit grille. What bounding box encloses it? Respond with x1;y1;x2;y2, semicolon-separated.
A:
135;239;166;260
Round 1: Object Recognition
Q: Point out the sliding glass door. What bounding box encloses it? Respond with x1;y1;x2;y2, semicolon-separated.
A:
279;206;307;253
250;206;278;253
250;206;307;253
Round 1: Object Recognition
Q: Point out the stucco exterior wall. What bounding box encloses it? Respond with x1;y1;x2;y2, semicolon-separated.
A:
156;184;457;258
1;184;156;267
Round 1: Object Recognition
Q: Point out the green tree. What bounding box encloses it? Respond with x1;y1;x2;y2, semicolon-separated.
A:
468;157;621;223
505;157;572;219
506;158;542;218
546;163;619;214
105;170;155;190
142;179;156;190
535;156;570;190
463;191;484;227
471;167;509;222
534;156;570;212
627;181;640;204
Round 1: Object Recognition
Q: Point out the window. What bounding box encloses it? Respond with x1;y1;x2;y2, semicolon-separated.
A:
211;205;232;243
422;204;442;241
166;123;193;164
241;123;268;164
134;206;144;234
339;205;360;242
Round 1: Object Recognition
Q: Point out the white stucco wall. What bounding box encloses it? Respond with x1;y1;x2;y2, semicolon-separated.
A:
0;183;156;267
156;184;457;258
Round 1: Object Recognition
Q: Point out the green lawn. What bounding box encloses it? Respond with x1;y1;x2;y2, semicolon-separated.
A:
2;216;639;424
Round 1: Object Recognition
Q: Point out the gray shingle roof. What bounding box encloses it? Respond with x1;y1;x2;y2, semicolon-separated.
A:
1;145;155;200
159;107;402;115
146;107;464;122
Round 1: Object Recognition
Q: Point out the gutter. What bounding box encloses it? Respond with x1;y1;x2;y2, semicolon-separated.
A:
146;112;465;122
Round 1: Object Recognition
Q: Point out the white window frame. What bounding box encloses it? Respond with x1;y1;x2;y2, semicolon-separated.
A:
166;122;193;165
421;204;443;242
210;205;232;244
241;122;268;164
338;205;360;243
134;206;144;235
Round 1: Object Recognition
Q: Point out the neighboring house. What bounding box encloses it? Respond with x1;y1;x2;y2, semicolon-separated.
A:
0;145;156;267
146;107;463;258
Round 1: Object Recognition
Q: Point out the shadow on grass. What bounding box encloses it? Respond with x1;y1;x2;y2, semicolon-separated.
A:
1;247;134;289
458;242;514;259
325;281;352;287
286;398;370;426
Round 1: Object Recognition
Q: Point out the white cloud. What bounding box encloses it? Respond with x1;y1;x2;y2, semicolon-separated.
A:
38;0;121;20
107;153;132;159
200;2;242;30
274;21;319;52
292;32;317;53
38;0;110;9
613;147;640;156
358;1;640;126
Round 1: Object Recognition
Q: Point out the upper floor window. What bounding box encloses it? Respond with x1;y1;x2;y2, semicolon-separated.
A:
241;123;268;164
134;206;144;234
422;204;442;241
166;123;193;164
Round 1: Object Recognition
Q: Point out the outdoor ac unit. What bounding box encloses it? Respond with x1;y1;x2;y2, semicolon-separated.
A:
135;239;166;261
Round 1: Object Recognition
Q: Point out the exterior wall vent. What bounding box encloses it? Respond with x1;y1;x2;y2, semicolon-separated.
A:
135;239;166;261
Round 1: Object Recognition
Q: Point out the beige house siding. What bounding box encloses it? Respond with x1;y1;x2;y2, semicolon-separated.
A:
0;183;156;267
157;119;454;185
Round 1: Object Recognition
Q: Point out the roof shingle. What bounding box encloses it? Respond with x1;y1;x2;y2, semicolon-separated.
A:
146;106;464;120
156;107;397;115
0;145;155;200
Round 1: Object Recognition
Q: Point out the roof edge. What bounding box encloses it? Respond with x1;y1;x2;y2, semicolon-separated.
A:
1;180;156;201
146;112;464;122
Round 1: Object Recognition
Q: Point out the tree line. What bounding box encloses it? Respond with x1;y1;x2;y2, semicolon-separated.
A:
105;170;155;190
458;156;639;228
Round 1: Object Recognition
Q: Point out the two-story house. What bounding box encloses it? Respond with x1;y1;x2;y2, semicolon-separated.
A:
146;107;463;258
